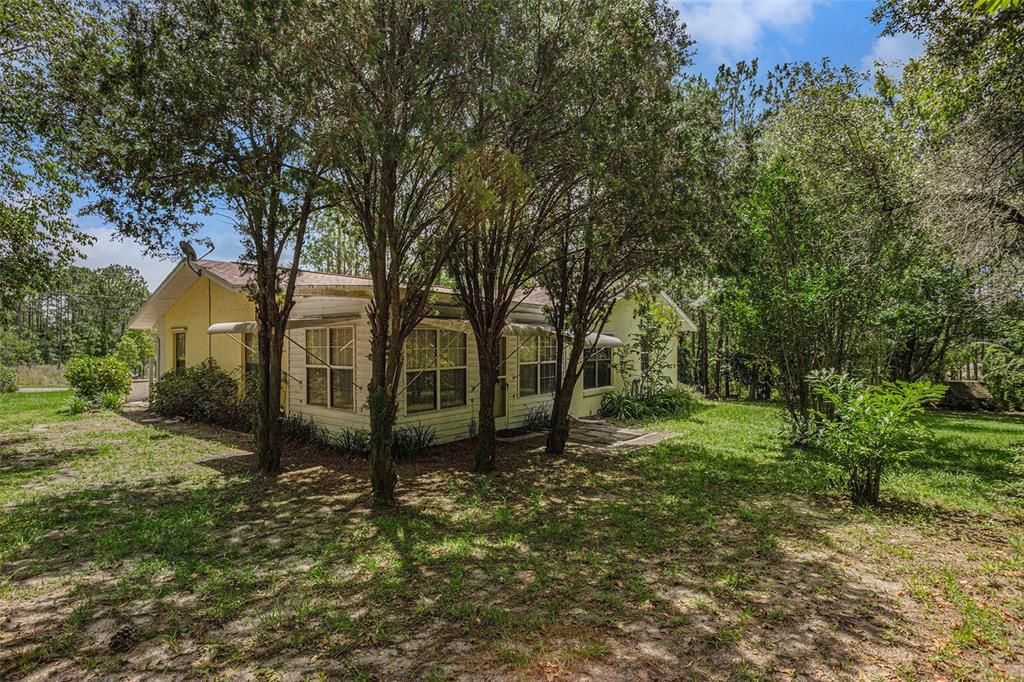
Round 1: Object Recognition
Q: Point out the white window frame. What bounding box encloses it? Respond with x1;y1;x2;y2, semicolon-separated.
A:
583;346;613;390
303;325;356;411
518;336;557;397
405;328;468;414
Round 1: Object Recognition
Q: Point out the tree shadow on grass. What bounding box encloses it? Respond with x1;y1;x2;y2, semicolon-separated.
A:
0;423;936;680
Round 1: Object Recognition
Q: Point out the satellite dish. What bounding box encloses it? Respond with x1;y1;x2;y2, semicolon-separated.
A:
179;240;198;262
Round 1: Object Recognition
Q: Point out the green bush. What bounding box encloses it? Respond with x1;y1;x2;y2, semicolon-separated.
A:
100;391;125;410
335;427;371;456
149;359;254;430
984;346;1024;411
600;385;701;421
810;370;946;506
0;366;18;393
281;414;335;448
524;404;552;431
66;394;89;415
64;356;131;401
393;424;436;459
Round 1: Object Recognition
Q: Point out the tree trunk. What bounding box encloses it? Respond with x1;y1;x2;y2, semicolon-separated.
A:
698;310;708;396
546;384;575;456
748;363;759;401
475;344;497;473
368;380;398;506
254;300;284;475
546;337;584;456
714;318;723;398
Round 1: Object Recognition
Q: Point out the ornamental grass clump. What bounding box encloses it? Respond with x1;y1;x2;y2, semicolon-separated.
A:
809;370;945;506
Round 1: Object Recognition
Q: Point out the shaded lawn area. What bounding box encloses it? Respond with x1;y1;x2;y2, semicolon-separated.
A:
1;391;1022;680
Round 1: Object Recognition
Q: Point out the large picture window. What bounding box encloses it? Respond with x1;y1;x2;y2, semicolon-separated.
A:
406;329;467;413
304;327;355;410
519;336;556;396
583;347;612;390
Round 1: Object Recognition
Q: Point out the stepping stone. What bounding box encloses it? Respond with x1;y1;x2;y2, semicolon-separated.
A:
140;418;162;424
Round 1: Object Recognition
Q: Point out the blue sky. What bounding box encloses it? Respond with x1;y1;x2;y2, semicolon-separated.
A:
77;0;921;290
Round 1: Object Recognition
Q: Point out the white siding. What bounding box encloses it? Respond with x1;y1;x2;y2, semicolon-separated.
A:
284;296;686;444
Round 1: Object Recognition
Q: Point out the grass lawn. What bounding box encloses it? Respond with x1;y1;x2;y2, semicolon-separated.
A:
1;391;1022;680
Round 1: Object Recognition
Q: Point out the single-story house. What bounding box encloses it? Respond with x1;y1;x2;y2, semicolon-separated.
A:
129;259;696;443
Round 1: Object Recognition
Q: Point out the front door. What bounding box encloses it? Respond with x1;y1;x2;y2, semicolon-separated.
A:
494;337;508;424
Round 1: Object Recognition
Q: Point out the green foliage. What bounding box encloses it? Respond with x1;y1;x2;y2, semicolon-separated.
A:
600;386;701;421
99;391;124;411
809;370;946;505
149;360;253;431
524;404;552;432
65;393;88;415
975;0;1023;12
0;0;91;308
615;293;681;398
8;265;150;365
114;330;156;376
393;425;437;460
281;414;336;450
0;328;38;366
335;427;371;457
984;347;1024;411
0;366;19;393
64;355;131;401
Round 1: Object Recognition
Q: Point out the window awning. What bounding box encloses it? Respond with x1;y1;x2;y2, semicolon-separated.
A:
421;318;621;347
585;333;623;348
208;321;257;335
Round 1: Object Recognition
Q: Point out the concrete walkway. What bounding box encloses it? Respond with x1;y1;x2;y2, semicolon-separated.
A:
16;387;68;393
568;419;676;450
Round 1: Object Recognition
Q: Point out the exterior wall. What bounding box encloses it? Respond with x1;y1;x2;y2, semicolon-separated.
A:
570;298;683;417
285;296;685;444
157;275;261;380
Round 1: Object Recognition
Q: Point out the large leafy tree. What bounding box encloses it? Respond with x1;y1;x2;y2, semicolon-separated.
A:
541;2;702;456
319;0;492;505
57;0;338;473
0;0;92;308
446;0;586;473
874;0;1023;267
730;64;917;425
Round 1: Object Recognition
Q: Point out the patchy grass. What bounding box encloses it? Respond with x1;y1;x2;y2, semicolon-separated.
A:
1;396;1022;680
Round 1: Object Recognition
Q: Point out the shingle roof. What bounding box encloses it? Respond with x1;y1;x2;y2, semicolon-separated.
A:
197;259;374;290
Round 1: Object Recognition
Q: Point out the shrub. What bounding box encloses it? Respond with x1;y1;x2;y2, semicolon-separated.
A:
281;414;334;448
335;427;371;456
809;370;946;506
600;385;701;421
64;356;131;401
66;394;89;415
984;346;1024;411
149;359;254;430
100;391;125;410
0;366;18;393
524;404;551;431
393;424;436;459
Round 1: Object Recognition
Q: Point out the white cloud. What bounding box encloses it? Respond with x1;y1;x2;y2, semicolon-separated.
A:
75;226;176;290
675;0;821;59
860;33;922;77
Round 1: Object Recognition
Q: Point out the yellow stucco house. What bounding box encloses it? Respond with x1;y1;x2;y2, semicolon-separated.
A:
129;259;696;444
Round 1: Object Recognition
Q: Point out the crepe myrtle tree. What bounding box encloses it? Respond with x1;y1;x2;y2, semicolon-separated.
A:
319;0;489;505
541;2;703;456
447;0;599;474
54;0;338;473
